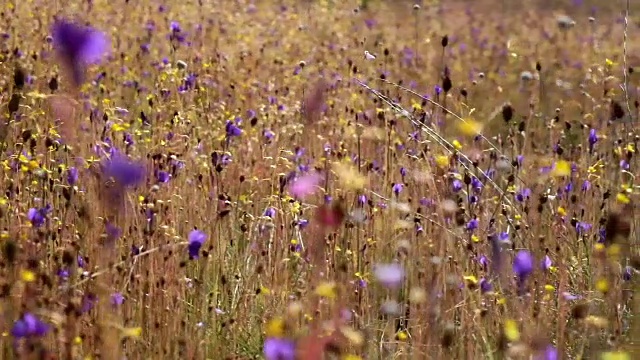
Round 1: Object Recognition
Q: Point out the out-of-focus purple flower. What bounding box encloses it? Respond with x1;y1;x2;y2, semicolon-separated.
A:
620;159;630;170
51;19;110;86
155;170;171;183
576;222;592;235
516;188;532;202
534;345;558;360
581;180;591;192
263;337;295;360
588;128;598;150
513;250;534;279
81;293;97;313
471;177;483;192
466;218;479;231
67;167;79;185
225;120;242;137
289;172;322;199
105;222;122;244
264;207;276;218
11;313;49;338
478;255;488;269
623;266;633;281
263;129;275;140
562;292;579;300
452;179;463;193
392;183;404;195
479;278;493;293
27;206;50;227
373;263;405;289
102;154;145;188
111;292;124;306
541;255;552;271
188;230;207;259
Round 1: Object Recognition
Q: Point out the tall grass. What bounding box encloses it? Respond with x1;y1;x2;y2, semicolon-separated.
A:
0;0;637;359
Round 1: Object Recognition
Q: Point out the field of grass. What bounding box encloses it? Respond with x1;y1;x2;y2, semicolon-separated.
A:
0;0;638;359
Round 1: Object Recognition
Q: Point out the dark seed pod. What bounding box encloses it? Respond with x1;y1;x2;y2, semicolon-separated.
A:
2;240;17;264
571;303;589;319
13;67;25;89
8;93;20;115
441;35;449;47
501;104;514;123
48;76;58;92
610;101;625;120
442;76;452;93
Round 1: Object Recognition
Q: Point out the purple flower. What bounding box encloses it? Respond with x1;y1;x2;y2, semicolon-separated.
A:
155;170;171;183
516;188;532;202
466;218;479;231
81;293;97;313
452;179;463;192
102;154;146;188
541;255;552;271
188;230;207;259
373;263;405;289
392;183;404;195
513;250;534;279
264;207;276;218
105;222;122;243
623;266;633;281
51;19;110;86
263;337;295;360
562;292;580;300
479;278;493;293
27;206;49;227
67;167;79;185
225;120;242;137
111;292;124;306
534;345;558;360
11;313;49;338
588;128;598;149
471;177;483;192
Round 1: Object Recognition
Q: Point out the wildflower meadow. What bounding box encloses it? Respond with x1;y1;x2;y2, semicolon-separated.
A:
0;0;638;359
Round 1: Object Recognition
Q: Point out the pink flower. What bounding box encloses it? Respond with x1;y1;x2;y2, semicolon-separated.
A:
289;172;322;199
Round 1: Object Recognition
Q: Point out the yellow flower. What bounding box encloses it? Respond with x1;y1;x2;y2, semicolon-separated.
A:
435;155;449;169
396;330;408;341
265;317;285;337
616;193;630;204
333;162;367;190
551;160;571;177
315;281;337;299
20;270;36;283
601;351;630;360
503;319;520;341
463;275;478;285
121;327;142;338
456;118;484;136
596;278;609;294
342;355;362;360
